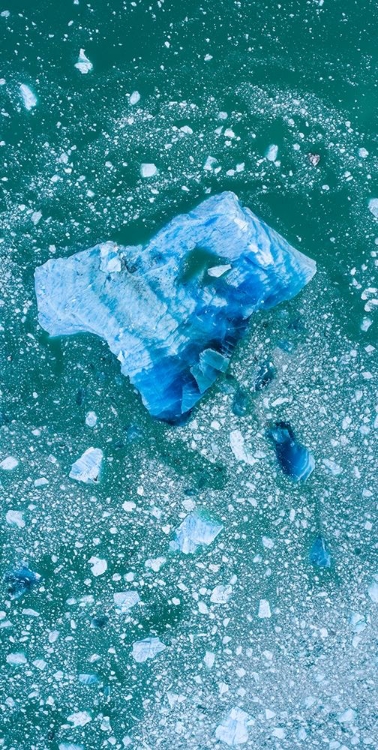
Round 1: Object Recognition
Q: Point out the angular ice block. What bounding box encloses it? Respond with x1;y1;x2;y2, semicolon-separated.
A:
35;192;316;422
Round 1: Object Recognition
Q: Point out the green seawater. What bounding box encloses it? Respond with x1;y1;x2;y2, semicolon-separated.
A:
0;1;377;748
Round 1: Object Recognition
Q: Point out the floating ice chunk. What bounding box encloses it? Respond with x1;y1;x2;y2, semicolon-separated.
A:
4;565;41;599
114;591;140;612
140;163;157;178
132;637;166;663
33;659;47;670
215;707;250;746
268;422;315;481
88;557;107;577
258;599;271;618
350;612;367;634
145;556;166;572
232;390;249;417
210;584;233;604
322;458;342;476
337;708;356;724
367;577;378;603
230;430;256;465
129;90;140;105
368;198;378;218
85;411;97;427
20;84;37;110
358;147;369;158
204;651;215;668
75;49;93;74
207;263;231;277
59;744;84;750
266;144;278;162
309;536;331;568
6;652;27;665
67;710;92;726
5;510;25;528
31;210;42;225
69;447;103;483
78;673;99;685
170;509;223;554
35;192;316;422
252;360;276;391
0;456;18;470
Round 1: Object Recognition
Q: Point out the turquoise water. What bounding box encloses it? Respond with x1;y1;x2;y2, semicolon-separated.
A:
0;1;377;748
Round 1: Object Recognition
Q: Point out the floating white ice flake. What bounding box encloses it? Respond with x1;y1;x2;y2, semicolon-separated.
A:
215;707;250;746
122;501;136;512
368;198;378;218
88;556;107;577
20;83;37;110
34;477;48;487
131;637;166;663
140;163;157;178
266;144;278;162
322;458;343;476
33;659;47;670
210;584;233;604
145;556;166;572
67;710;92;727
262;536;274;549
129;90;140;105
367;578;378;603
350;612;367;633
337;708;356;724
59;744;84;750
207;264;232;277
170;509;223;554
0;456;18;470
258;599;271;618
31;210;42;225
230;430;256;466
113;591;140;612
75;49;93;74
203;155;218;171
5;510;25;528
6;652;27;665
358;147;369;158
69;447;103;483
204;651;215;668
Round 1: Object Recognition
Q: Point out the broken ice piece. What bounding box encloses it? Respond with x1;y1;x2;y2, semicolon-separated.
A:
131;637;166;663
368;198;378;219
69;447;103;484
0;456;19;470
252;360;276;391
113;591;140;613
170;509;223;555
266;144;278;162
367;577;378;603
210;584;233;604
75;49;93;74
215;707;251;746
35;192;316;423
88;557;107;577
20;84;37;110
268;422;315;481
5;510;25;528
232;389;249;416
4;565;42;599
309;536;331;568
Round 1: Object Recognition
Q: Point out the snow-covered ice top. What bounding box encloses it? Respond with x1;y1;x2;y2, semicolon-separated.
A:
35;192;316;422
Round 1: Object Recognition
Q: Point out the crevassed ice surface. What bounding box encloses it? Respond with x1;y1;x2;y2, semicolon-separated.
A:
35;192;316;422
0;1;378;749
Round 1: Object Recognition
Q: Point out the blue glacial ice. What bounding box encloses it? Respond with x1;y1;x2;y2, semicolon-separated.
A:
5;565;42;599
309;536;332;568
268;421;315;481
35;192;316;422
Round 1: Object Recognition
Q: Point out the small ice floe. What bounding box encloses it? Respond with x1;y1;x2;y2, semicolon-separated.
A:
20;84;37;110
337;708;356;724
210;584;233;604
140;163;157;178
5;510;25;528
75;49;93;74
59;744;85;750
350;612;367;634
88;557;107;577
6;652;27;666
322;458;343;476
230;430;256;465
266;144;278;162
308;153;321;166
309;536;331;568
0;456;19;470
129;90;140;105
5;565;41;599
69;447;103;483
258;599;271;618
145;556;166;572
368;198;378;218
170;509;223;554
367;576;378;603
31;210;42;226
252;360;276;392
67;710;92;727
78;673;99;685
207;264;231;278
131;637;166;663
204;651;215;668
232;390;249;417
267;422;315;482
113;591;140;613
85;411;97;427
215;707;251;746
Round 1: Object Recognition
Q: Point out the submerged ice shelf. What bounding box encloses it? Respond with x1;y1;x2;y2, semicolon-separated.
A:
35;192;316;422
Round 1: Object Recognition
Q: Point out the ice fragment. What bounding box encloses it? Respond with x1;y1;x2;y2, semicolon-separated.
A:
5;510;25;528
75;49;93;74
215;707;250;746
113;591;140;612
309;536;331;568
170;509;223;554
20;84;37;110
132;637;166;663
69;447;103;484
0;456;18;470
268;422;315;481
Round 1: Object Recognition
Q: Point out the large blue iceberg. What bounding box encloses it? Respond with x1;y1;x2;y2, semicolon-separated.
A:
35;192;316;422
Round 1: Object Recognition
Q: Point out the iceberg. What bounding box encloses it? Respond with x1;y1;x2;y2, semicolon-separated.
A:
267;422;315;481
35;192;316;423
69;447;103;484
4;565;42;599
309;536;331;568
131;637;166;663
170;509;223;554
215;707;251;746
